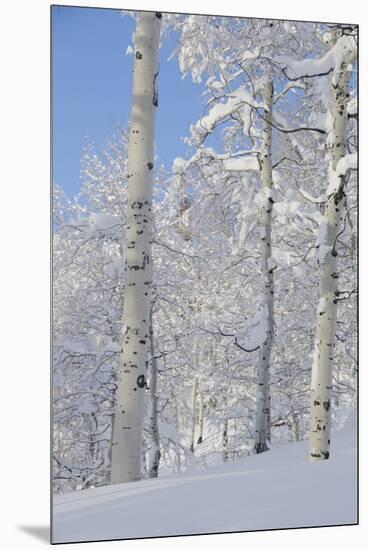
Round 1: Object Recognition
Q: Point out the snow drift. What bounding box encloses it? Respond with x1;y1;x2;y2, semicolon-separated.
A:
52;417;357;543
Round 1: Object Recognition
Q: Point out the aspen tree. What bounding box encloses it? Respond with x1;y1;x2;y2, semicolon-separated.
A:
309;32;356;461
197;390;204;444
110;11;161;483
190;375;198;453
148;323;160;477
254;79;275;454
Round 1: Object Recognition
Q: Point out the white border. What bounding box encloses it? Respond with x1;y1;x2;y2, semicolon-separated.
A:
2;1;366;549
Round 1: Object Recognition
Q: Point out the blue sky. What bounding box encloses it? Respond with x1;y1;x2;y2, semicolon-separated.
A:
52;6;206;196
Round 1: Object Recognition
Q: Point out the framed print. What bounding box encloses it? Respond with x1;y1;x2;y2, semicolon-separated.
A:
51;4;358;544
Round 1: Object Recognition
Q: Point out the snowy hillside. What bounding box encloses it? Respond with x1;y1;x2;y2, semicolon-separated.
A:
52;420;357;544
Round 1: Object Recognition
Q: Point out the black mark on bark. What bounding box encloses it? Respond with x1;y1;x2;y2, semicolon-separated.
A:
137;374;146;388
153;72;159;107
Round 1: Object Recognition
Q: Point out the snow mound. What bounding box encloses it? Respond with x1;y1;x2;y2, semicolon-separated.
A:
52;425;357;543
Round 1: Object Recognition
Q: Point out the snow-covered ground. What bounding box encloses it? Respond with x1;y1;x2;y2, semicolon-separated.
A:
52;418;357;543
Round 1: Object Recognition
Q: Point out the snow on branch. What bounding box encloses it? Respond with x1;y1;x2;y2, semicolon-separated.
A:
223;157;259;172
197;324;260;353
326;153;357;196
192;87;259;141
273;81;305;104
336;153;357;177
271;110;325;136
347;96;357;117
280;35;357;85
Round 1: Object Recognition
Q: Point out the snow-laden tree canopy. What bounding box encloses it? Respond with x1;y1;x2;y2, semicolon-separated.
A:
53;14;357;494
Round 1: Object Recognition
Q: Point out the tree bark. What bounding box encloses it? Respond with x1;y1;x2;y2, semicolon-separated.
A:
254;79;275;454
110;11;161;484
148;322;161;478
190;375;198;453
308;58;351;462
197;390;204;444
291;412;300;443
222;418;229;462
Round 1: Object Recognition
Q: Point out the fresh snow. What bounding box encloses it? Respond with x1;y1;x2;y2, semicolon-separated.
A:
223;157;259;172
347;96;357;116
240;47;261;64
89;213;122;231
52;420;356;543
336;152;357;178
61;336;120;355
193;86;258;138
172;157;187;173
326;153;357;196
280;35;356;85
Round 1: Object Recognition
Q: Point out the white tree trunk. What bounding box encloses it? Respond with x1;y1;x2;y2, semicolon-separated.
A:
308;60;350;462
148;323;161;478
222;418;229;462
254;79;275;454
291;412;300;443
197;390;204;444
110;12;161;484
190;375;198;453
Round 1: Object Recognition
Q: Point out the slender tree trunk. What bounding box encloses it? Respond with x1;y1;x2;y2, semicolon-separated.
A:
171;390;182;474
197;390;204;444
110;11;161;484
222;418;229;462
291;412;300;443
334;368;340;408
254;79;275;454
190;375;198;453
148;324;161;478
308;59;351;462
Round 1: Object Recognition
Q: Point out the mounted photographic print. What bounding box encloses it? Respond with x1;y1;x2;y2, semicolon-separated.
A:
51;4;358;544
